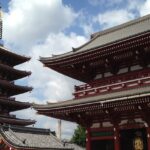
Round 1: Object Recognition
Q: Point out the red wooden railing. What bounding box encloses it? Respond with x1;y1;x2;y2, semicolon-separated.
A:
73;69;150;99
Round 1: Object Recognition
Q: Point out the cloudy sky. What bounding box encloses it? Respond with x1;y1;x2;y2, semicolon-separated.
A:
1;0;150;139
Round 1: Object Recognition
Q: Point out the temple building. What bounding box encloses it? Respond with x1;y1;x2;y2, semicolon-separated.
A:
34;14;150;150
0;45;35;126
0;125;73;150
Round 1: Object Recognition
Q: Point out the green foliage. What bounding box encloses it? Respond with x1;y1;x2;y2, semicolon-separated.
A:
71;125;86;147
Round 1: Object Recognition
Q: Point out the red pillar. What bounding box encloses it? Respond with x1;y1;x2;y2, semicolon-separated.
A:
146;127;150;150
114;128;120;150
86;128;91;150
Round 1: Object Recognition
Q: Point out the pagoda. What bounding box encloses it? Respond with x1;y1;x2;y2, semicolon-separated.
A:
0;45;35;126
34;14;150;150
0;5;35;126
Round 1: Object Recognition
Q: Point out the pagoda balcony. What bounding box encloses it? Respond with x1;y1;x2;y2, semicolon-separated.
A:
0;63;31;81
73;68;150;99
0;79;32;96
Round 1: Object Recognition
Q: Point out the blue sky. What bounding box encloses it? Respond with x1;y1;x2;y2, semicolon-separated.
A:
1;0;9;10
1;0;150;139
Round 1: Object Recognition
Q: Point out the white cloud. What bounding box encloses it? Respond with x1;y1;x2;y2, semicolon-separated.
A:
80;23;94;36
30;32;87;58
61;121;77;140
3;0;77;50
127;0;142;11
91;0;148;31
140;0;150;16
15;32;86;102
94;9;135;29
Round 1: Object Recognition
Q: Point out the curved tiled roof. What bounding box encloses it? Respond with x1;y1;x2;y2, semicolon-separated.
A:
0;116;35;126
0;46;30;66
0;79;32;96
0;63;31;81
34;85;150;110
40;14;150;61
0;97;31;111
0;125;72;150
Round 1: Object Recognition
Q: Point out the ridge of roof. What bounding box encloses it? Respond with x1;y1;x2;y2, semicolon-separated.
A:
74;14;150;51
40;14;150;62
91;14;150;39
0;125;51;134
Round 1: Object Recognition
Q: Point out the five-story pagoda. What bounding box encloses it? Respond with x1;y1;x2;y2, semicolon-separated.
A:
0;46;35;126
0;6;35;126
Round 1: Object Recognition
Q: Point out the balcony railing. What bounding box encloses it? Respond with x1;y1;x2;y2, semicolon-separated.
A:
73;69;150;99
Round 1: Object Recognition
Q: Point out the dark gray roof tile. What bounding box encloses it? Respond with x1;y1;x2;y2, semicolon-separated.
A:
0;125;72;150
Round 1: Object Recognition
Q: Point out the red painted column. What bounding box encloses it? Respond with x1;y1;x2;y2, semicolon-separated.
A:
86;128;91;150
114;128;120;150
146;127;150;150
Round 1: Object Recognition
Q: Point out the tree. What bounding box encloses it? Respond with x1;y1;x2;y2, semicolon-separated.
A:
71;125;86;147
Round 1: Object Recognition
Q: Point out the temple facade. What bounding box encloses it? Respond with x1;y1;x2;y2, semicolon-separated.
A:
34;14;150;150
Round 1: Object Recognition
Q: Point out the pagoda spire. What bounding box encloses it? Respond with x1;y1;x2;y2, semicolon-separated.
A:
0;3;3;45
